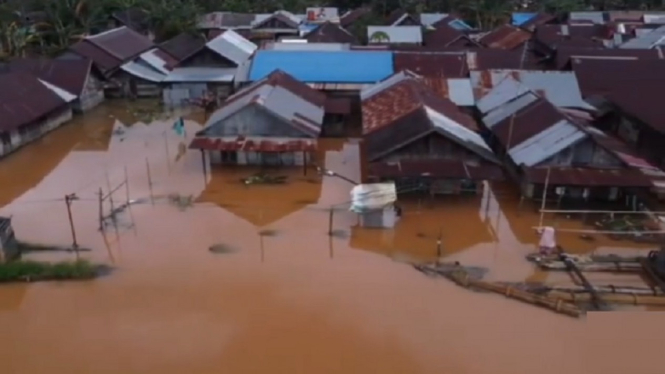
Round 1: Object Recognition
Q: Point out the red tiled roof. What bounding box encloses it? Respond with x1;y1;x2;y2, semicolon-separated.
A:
479;25;531;50
189;137;317;152
368;160;503;180
305;22;358;44
0;71;68;132
7;58;91;95
523;167;653;187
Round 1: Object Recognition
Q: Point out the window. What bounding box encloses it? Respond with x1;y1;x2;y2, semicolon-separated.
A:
1;132;10;146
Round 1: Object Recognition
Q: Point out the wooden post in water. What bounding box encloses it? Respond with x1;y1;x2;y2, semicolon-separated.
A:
200;150;208;185
65;193;79;260
98;188;104;231
303;151;307;176
105;170;116;225
538;167;551;228
163;131;171;172
124;166;130;205
436;228;442;265
328;207;334;235
145;158;154;205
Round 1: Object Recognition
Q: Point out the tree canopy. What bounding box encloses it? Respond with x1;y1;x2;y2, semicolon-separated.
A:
1;0;663;58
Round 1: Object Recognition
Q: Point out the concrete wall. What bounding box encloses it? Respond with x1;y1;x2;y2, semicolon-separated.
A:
0;107;73;158
75;72;105;112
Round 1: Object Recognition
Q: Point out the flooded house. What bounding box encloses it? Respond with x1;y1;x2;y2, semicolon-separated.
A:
161;30;257;105
0;71;75;157
4;58;104;112
0;217;18;263
116;48;177;98
62;26;154;96
188;70;325;167
251;11;302;42
477;77;655;204
361;71;503;195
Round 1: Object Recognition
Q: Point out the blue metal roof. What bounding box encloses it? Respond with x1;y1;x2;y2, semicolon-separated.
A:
249;50;394;83
512;13;536;26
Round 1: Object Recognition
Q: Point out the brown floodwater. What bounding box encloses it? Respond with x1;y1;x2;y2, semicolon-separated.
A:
0;101;664;374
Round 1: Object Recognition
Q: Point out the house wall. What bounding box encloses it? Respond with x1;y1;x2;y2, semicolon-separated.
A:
0;218;18;263
536;138;622;168
180;49;237;68
207;149;312;166
615;115;665;169
376;133;482;165
0;106;73;158
106;71;161;98
204;104;313;138
76;71;105;112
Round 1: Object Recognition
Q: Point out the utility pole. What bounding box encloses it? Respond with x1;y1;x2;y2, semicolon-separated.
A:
65;193;79;260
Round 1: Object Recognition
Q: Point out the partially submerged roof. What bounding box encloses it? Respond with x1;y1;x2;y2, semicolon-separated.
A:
305;22;357;44
367;26;423;44
361;74;495;162
69;26;153;73
6;58;91;96
478;25;531;49
470;70;593;110
207;29;257;65
249;50;393;83
196;70;326;138
0;71;68;132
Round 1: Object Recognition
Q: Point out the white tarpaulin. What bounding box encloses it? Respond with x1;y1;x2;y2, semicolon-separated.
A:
350;183;396;213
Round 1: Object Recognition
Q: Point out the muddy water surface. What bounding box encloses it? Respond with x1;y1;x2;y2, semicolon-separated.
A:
0;102;663;374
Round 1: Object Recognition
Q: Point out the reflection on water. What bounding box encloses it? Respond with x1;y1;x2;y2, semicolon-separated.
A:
0;101;664;374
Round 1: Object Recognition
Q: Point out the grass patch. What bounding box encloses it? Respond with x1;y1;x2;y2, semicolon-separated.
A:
0;260;104;283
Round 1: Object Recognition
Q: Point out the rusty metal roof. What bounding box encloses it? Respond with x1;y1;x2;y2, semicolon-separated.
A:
572;58;665;133
393;51;468;78
479;25;531;50
339;7;371;27
70;26;153;73
520;13;557;31
555;46;663;69
6;58;91;95
159;33;206;61
465;49;539;70
534;24;610;49
423;23;473;47
0;71;68;132
305;22;358;44
361;76;495;162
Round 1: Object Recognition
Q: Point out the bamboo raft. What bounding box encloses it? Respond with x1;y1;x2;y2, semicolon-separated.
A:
526;253;644;272
547;291;665;306
500;283;664;296
415;263;582;318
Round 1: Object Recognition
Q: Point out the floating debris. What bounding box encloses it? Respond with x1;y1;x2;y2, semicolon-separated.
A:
167;194;194;210
208;243;239;255
526;253;643;272
241;173;287;185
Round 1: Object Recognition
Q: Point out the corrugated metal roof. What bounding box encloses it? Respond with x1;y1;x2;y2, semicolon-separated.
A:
249;51;394;83
86;26;153;61
555;46;663;69
425;106;491;152
420;13;448;27
139;49;172;74
39;79;77;102
470;70;593;110
482;91;539;128
393;51;468;78
509;119;586;166
476;76;533;114
360;70;420;100
619;25;665;49
266;42;350;51
447;78;474;106
163;67;235;82
478;25;531;49
304;22;357;44
367;26;422;44
120;61;166;82
159;33;206;61
0;71;68;132
569;12;606;24
207;29;257;65
6;58;91;96
200;70;325;137
644;14;665;24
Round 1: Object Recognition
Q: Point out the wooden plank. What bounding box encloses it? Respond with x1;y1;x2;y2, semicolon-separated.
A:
557;250;608;311
640;259;665;294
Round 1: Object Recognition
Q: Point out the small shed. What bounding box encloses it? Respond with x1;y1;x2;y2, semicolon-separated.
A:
351;183;399;229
